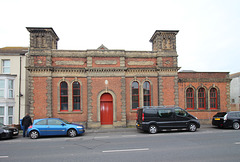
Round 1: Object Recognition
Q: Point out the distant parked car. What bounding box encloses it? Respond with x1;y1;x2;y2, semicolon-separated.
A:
27;118;85;139
0;122;18;139
136;106;200;134
212;111;240;129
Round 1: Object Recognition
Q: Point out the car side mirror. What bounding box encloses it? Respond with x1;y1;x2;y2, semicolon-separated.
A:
61;123;66;126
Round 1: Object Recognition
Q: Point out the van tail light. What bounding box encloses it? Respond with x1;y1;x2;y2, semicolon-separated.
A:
28;126;33;129
224;114;228;121
142;113;144;121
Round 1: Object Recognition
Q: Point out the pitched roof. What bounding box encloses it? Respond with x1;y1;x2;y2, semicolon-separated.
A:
0;47;28;55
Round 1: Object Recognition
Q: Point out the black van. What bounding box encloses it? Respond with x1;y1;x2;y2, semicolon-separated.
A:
136;106;200;134
212;111;240;129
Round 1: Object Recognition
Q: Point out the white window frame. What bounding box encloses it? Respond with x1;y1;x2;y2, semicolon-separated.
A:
8;79;14;98
0;79;5;98
2;60;10;74
8;106;13;125
0;77;15;99
0;105;14;125
0;106;4;124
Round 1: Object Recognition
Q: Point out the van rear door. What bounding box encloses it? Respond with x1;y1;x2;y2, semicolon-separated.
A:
136;108;143;124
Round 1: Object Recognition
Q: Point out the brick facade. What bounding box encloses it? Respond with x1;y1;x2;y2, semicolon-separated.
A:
26;28;231;127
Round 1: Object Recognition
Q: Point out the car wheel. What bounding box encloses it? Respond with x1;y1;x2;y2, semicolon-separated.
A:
68;129;77;137
149;125;157;134
188;123;197;132
30;130;39;139
233;122;240;130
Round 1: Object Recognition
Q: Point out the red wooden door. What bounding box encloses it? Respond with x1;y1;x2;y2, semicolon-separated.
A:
100;93;113;125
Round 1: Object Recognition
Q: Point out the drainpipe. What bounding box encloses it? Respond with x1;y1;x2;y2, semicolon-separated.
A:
18;56;22;124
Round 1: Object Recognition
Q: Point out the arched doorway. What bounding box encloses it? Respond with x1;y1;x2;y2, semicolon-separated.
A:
100;93;113;125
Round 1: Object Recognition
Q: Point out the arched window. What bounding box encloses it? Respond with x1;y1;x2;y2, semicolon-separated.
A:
60;81;68;111
186;88;194;109
132;81;139;110
143;81;151;106
198;88;206;109
72;81;80;111
210;88;218;109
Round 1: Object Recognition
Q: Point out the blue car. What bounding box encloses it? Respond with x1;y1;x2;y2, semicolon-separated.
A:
27;118;85;139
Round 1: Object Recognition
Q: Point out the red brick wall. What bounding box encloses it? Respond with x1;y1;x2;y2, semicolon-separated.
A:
90;77;123;122
162;57;174;67
34;56;46;66
125;77;159;121
178;72;229;79
33;77;47;119
51;77;88;123
162;76;175;105
178;72;229;120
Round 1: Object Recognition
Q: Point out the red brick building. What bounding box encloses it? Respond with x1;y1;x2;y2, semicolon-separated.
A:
26;27;231;128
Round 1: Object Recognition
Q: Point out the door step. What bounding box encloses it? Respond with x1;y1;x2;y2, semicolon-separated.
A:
101;125;114;129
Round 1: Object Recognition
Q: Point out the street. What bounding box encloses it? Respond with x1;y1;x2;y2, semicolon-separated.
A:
0;126;240;162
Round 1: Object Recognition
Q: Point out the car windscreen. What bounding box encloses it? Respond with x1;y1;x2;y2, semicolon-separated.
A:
60;118;71;124
0;123;4;127
214;112;227;117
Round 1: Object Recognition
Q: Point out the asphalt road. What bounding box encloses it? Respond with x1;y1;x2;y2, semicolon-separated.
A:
0;126;240;162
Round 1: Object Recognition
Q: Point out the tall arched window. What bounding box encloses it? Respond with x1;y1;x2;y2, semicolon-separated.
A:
143;81;151;106
72;81;80;111
198;88;206;109
132;81;139;110
186;88;194;109
210;88;217;109
60;81;68;111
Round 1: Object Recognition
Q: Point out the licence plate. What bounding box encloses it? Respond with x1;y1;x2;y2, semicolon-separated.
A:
214;118;220;120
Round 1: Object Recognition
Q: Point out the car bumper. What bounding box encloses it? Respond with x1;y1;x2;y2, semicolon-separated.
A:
0;132;13;139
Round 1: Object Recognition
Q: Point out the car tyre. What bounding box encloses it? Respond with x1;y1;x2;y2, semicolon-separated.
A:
149;125;157;134
68;129;77;137
188;123;197;132
233;122;240;130
30;130;39;139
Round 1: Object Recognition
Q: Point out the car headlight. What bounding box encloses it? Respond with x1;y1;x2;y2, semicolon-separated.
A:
77;126;83;129
3;129;10;133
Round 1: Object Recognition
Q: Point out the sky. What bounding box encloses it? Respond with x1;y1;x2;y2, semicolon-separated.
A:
0;0;239;74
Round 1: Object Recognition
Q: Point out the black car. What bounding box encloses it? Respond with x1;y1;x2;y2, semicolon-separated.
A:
212;111;240;129
0;122;19;139
136;106;200;134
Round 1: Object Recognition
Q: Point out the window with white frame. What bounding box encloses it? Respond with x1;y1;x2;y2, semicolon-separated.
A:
0;105;14;125
2;60;10;74
8;80;14;98
8;106;13;125
0;78;15;99
0;106;4;123
0;79;4;98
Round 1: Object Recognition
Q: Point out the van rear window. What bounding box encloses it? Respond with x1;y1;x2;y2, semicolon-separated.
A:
214;112;227;117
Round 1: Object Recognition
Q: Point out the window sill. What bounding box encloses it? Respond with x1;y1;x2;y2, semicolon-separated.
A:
58;111;83;114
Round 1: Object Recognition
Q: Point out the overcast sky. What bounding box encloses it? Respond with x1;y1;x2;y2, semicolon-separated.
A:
0;0;239;74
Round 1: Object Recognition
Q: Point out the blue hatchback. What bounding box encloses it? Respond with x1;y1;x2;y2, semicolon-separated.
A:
27;118;85;139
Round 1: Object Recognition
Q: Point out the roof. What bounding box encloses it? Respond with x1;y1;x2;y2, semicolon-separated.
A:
230;72;240;79
0;47;28;55
26;27;59;41
150;30;179;42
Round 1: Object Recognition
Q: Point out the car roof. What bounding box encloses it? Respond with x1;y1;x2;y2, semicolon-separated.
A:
33;118;62;122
